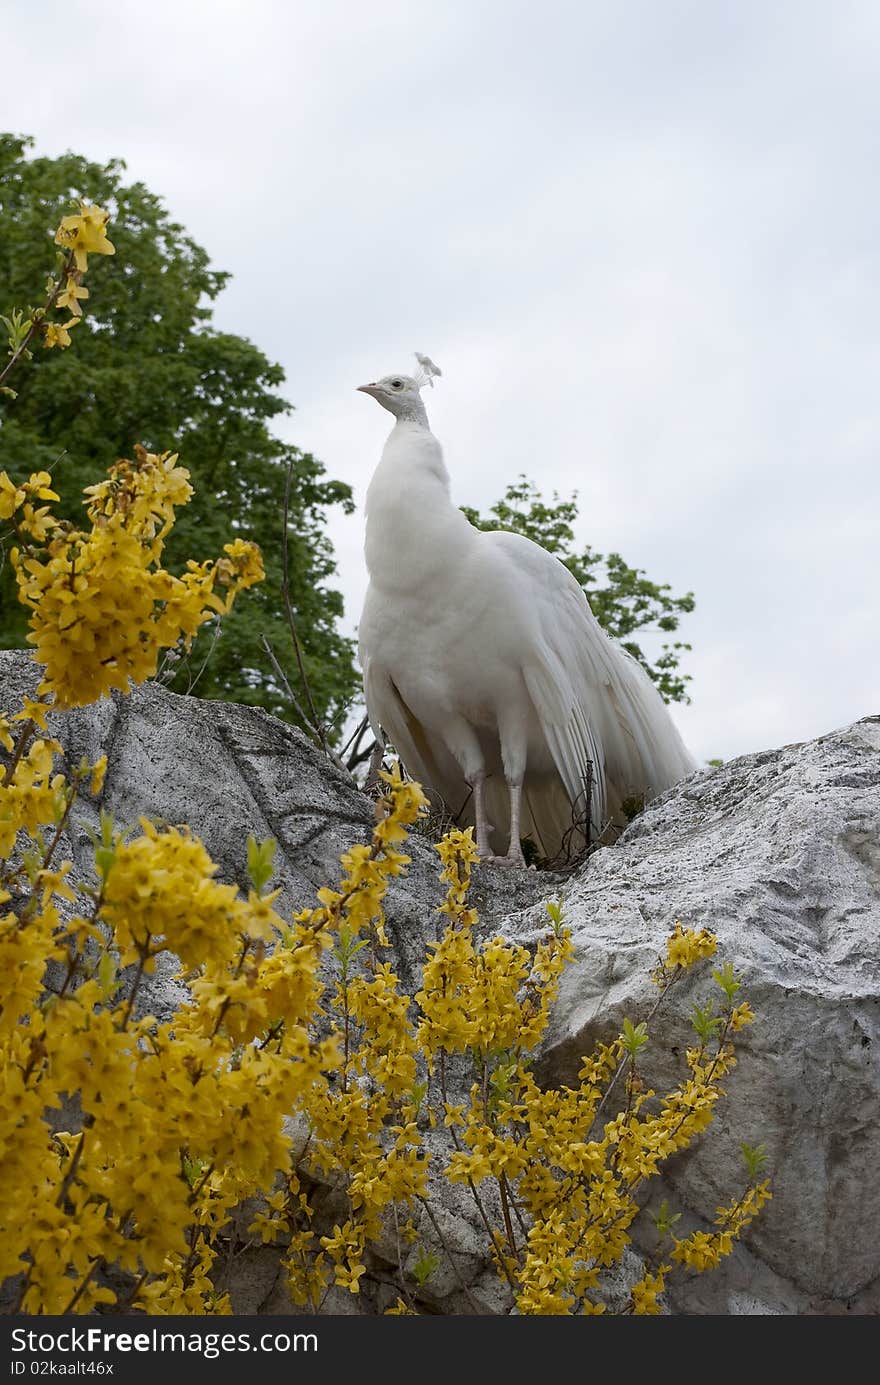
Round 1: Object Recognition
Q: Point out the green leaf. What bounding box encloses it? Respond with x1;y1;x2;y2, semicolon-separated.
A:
545;898;565;935
712;960;741;1003
247;835;276;894
181;1154;209;1189
621;1017;649;1057
334;923;370;980
94;845;116;880
21;846;41;884
411;1247;439;1286
489;1060;517;1107
406;1081;428;1115
740;1142;768;1179
650;1199;682;1237
99;808;115;849
690;1001;722;1044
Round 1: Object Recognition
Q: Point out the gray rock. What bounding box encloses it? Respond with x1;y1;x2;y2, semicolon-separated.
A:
528;717;880;1308
2;648;878;1314
220;1245;284;1315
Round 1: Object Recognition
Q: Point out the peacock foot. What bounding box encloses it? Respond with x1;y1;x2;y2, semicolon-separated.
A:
483;851;534;871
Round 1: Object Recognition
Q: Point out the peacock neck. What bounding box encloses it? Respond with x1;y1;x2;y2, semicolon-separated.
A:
392;399;429;427
365;420;471;587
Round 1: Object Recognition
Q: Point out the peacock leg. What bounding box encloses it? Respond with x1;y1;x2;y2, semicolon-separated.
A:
488;780;528;869
472;774;493;858
438;716;492;857
488;705;530;868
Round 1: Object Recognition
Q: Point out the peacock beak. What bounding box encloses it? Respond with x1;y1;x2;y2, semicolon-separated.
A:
357;383;379;394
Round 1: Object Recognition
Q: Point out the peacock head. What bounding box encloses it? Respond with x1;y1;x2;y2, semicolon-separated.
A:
357;353;442;419
357;373;422;417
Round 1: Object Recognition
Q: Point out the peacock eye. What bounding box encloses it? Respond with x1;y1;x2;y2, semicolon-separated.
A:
391;379;403;388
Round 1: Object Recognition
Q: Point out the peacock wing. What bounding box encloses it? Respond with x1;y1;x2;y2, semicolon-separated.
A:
362;656;474;821
488;531;694;830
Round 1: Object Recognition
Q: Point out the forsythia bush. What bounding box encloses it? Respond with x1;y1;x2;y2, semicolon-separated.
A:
0;201;769;1317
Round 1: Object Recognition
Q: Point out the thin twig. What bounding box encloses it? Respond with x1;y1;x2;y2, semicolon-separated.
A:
347;736;379;774
261;635;323;749
118;944;150;1031
589;970;680;1132
391;1203;415;1311
185;616;224;696
340;714;369;760
507;1177;530;1243
40;784;80;871
542;759;622;871
1;718;36;787
119;1270;150;1311
11;1265;34;1314
55;1120;92;1208
60;1259;102;1314
416;1196;485;1314
497;1174;519;1265
0;256;72;390
281;457;326;751
439;1053;518;1298
364;739;385;793
189;1162;217;1206
568;1008;740;1307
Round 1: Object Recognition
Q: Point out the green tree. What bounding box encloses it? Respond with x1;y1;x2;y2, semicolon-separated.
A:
461;476;694;702
0;133;357;731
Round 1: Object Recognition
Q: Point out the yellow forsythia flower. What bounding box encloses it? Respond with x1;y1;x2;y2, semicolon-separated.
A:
730;1001;755;1030
43;318;80;350
56;276;90;317
54;202;116;273
88;755;107;796
0;474;26;519
665;923;717;970
11;448;263;708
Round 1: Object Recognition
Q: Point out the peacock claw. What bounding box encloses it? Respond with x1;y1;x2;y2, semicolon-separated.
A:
484;852;531;870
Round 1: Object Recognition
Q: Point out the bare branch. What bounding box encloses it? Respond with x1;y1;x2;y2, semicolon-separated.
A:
364;739;385;793
281;456;327;752
262;636;351;777
261;635;323;747
340;713;369;760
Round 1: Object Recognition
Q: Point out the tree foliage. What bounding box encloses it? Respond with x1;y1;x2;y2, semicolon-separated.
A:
0;133;357;730
462;476;695;703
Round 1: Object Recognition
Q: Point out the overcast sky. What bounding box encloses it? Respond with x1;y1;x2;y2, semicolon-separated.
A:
6;0;879;762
